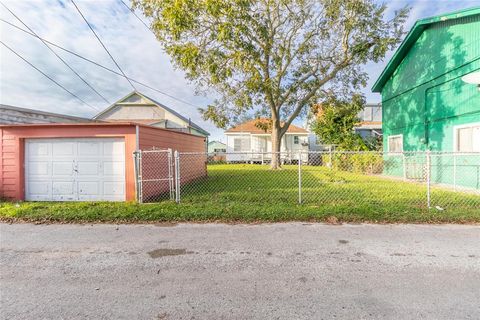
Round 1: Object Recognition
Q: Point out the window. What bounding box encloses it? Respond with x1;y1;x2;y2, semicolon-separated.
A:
363;107;373;121
456;124;480;152
234;138;242;152
214;148;226;153
388;135;403;153
294;136;299;144
372;105;382;122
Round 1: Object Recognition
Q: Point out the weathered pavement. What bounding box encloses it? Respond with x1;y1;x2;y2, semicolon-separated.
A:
1;223;479;320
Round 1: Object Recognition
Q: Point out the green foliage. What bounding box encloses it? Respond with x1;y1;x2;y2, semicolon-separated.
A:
320;152;383;174
363;134;383;151
133;0;408;152
311;94;370;150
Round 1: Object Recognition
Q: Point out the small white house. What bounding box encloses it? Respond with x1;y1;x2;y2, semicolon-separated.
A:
224;119;309;163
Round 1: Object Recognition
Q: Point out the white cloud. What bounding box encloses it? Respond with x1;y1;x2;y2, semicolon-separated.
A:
1;0;478;142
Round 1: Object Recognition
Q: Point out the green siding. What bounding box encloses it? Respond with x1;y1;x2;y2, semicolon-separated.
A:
379;13;480;189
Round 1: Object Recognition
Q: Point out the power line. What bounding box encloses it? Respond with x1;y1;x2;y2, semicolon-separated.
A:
0;1;110;105
119;0;151;33
70;0;136;90
0;40;100;112
0;18;202;109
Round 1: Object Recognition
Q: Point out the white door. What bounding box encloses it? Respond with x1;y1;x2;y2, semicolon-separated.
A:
25;138;125;201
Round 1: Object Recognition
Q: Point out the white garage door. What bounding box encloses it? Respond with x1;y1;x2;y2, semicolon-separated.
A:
25;138;125;201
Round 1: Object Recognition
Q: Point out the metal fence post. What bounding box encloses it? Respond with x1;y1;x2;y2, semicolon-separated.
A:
298;151;302;204
453;153;457;192
174;150;181;203
426;150;431;208
133;151;138;202
167;148;174;201
402;152;407;181
133;150;143;203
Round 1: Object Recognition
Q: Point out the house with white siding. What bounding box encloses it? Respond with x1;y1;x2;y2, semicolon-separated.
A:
94;91;209;138
224;119;309;163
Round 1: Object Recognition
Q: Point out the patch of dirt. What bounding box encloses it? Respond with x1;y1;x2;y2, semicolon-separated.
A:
154;222;178;227
326;216;342;225
147;248;192;258
390;253;413;257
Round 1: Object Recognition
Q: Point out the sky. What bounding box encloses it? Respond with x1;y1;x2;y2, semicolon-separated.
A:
0;0;479;142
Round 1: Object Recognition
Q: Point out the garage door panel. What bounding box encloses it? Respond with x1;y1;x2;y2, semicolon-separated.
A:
27;142;50;157
26;138;125;201
77;141;100;156
52;181;75;195
52;142;75;156
104;140;125;156
28;161;49;176
28;181;51;196
52;162;74;175
103;161;124;175
103;181;125;196
77;161;100;175
78;181;99;195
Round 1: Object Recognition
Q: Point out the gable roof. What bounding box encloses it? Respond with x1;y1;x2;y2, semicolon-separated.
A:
208;140;227;146
93;91;209;136
225;119;308;134
372;7;480;93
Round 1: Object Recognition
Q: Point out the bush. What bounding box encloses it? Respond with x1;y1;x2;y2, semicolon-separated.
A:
321;153;383;174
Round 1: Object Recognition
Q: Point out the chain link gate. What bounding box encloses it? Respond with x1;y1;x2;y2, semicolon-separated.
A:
133;149;174;203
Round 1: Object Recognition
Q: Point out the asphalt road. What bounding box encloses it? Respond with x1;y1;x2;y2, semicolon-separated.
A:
1;223;479;320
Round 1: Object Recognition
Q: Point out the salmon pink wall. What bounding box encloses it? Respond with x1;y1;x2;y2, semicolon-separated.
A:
0;124;137;201
138;126;206;152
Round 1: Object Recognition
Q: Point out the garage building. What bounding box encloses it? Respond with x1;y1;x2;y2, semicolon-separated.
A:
0;123;206;202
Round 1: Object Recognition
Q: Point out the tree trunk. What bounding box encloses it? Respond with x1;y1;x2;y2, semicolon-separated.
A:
270;119;282;169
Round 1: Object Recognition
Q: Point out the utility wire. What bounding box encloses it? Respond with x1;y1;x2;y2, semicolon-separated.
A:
119;0;151;33
0;40;100;112
0;1;110;105
70;0;136;90
0;18;201;109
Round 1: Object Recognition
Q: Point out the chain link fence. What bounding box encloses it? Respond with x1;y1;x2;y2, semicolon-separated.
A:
134;150;480;212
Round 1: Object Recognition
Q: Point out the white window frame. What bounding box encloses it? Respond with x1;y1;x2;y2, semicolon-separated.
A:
293;136;299;144
453;122;480;152
388;134;403;153
233;138;243;152
363;107;373;121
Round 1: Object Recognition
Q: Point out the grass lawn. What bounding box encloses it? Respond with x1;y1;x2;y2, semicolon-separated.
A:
1;164;479;223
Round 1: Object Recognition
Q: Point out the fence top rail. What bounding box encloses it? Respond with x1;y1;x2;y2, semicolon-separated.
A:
136;149;172;154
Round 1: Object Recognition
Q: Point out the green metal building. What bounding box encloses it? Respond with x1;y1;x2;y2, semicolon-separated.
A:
372;7;480;189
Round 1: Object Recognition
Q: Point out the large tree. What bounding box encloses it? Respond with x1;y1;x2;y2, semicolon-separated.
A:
133;0;408;168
